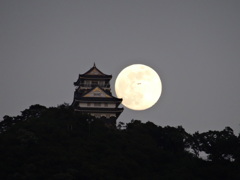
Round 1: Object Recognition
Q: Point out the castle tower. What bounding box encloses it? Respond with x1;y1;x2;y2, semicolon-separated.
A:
72;64;123;124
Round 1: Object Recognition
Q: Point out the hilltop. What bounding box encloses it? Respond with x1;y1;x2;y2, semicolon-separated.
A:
0;104;240;180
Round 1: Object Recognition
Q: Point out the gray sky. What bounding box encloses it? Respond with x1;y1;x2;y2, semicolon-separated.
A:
1;0;240;134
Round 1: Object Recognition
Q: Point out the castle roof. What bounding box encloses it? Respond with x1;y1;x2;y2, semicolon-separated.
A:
73;86;122;105
74;64;112;85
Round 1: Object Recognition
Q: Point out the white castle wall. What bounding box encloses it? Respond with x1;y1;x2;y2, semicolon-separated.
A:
79;102;116;108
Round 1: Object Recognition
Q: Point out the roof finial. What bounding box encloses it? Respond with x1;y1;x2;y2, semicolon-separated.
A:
93;62;96;67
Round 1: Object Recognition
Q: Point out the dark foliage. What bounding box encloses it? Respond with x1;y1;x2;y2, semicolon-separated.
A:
0;104;240;179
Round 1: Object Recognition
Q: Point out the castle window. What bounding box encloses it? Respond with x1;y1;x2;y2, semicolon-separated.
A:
87;103;91;106
104;103;108;107
92;81;98;86
99;81;105;86
94;103;101;107
84;80;91;87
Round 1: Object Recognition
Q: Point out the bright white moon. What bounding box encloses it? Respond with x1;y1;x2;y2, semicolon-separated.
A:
115;64;162;110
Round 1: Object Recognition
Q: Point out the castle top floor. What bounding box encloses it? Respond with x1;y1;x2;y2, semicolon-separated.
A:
74;64;113;94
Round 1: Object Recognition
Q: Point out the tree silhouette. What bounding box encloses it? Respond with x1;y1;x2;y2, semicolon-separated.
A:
0;104;240;179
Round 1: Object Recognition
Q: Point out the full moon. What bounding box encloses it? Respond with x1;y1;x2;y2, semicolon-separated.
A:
115;64;162;110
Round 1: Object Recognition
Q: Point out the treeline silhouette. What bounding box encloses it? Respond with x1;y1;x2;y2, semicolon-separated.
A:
0;104;240;179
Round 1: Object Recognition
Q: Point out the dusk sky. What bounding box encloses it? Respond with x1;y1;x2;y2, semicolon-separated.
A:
1;0;240;134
